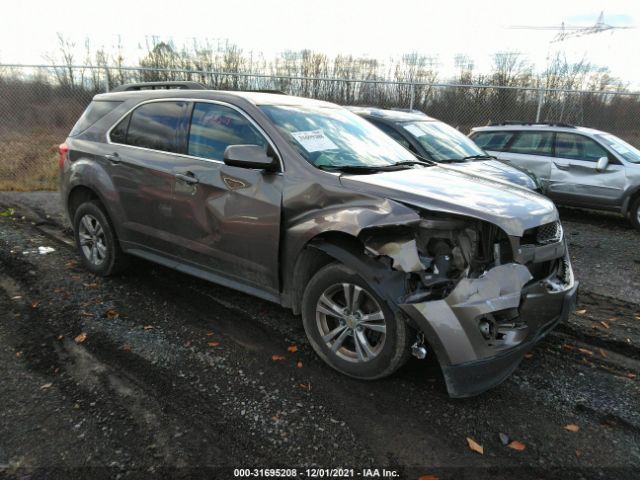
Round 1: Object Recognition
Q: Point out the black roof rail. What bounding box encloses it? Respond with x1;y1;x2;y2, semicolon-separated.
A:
110;81;207;92
390;108;428;115
488;121;576;128
240;89;288;95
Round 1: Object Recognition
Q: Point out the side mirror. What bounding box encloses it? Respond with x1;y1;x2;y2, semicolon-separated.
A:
223;145;278;171
595;156;609;172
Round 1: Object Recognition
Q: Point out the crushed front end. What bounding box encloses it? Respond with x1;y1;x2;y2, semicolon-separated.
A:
362;214;577;398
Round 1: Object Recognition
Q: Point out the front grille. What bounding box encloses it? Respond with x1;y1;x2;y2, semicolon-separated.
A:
522;221;563;246
536;221;563;245
559;257;572;284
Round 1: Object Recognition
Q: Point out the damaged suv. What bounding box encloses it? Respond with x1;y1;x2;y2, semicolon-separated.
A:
59;82;577;397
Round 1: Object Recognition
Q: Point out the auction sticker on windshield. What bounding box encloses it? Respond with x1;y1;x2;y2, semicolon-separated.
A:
291;129;338;152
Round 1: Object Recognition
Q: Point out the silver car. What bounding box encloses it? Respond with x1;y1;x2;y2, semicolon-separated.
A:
470;123;640;230
348;107;540;191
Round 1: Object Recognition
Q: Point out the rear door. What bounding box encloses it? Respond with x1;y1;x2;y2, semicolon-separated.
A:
166;101;283;297
549;132;626;207
106;100;189;253
493;130;555;191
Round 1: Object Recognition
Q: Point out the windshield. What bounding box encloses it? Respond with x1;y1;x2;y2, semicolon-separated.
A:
259;105;416;169
594;133;640;164
402;121;486;161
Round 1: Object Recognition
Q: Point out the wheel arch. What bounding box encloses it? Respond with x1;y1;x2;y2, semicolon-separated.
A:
66;185;125;242
286;231;365;315
621;184;640;217
67;185;101;222
285;229;412;314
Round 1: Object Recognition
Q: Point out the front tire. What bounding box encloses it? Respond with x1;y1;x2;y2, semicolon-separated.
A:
301;262;411;379
73;200;128;276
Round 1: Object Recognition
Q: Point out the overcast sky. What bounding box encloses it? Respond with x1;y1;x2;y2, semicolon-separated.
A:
1;0;638;87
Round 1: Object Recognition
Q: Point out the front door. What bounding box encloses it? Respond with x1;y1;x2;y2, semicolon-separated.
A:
168;101;283;297
548;132;627;208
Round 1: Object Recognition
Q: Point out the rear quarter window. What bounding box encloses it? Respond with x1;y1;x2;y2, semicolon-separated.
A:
69;100;122;136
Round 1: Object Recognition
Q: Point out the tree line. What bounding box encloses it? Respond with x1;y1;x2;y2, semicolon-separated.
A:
1;35;639;140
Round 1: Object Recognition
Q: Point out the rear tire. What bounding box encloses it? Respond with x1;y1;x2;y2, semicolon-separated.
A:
630;197;640;231
73;200;129;276
301;262;411;380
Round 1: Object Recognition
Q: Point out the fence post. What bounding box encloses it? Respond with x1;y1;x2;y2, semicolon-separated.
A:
409;83;415;110
104;66;110;93
535;79;544;123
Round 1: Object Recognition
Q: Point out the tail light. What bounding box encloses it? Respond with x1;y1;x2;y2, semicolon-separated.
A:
58;143;69;169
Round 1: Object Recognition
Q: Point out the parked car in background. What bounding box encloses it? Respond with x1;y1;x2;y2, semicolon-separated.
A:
348;107;539;190
59;83;577;397
470;123;640;230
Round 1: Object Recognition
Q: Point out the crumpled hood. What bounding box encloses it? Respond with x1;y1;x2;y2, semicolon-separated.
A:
444;159;537;189
340;166;558;237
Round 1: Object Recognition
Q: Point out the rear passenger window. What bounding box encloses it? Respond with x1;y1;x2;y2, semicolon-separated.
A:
471;131;515;151
555;133;608;162
508;132;554;156
111;101;185;152
187;103;267;161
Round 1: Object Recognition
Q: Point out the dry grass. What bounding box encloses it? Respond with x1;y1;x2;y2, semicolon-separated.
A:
0;128;65;191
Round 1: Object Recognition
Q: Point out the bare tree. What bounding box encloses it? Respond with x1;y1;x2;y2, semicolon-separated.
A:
44;33;78;89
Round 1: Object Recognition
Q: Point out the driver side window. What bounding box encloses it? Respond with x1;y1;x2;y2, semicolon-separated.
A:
555;133;608;162
188;103;267;161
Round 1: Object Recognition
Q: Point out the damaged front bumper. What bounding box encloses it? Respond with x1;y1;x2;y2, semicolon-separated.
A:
399;254;577;398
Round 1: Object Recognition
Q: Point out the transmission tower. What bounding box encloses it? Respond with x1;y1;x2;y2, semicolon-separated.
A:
510;11;634;43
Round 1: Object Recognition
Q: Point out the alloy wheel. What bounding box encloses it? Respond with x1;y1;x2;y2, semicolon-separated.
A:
315;283;387;363
78;214;107;266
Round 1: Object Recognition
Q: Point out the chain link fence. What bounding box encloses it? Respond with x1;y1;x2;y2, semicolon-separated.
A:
1;64;639;191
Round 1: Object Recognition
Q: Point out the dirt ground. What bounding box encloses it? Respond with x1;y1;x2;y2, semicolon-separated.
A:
0;192;639;480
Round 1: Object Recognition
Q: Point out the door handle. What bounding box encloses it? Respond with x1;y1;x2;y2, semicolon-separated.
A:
175;172;199;185
553;162;570;171
105;152;121;163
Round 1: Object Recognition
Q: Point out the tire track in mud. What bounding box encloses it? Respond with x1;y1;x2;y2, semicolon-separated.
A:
0;220;378;474
1;213;640;477
0;259;238;476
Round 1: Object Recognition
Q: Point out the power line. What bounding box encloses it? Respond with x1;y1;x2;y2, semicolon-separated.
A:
509;11;634;43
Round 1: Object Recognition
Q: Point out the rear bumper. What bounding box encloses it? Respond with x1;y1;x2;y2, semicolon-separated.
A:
441;281;578;398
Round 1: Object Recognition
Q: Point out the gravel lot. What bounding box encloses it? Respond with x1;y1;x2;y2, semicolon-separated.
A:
0;192;639;480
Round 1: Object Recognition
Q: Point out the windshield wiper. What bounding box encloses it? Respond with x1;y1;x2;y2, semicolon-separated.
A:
437;158;468;163
390;160;434;167
437;155;495;163
316;156;434;174
317;162;425;174
317;165;391;173
408;154;438;166
461;154;496;161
